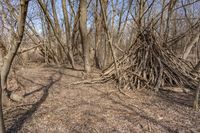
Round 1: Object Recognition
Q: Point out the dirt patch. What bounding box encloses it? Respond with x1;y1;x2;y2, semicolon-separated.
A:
3;66;200;133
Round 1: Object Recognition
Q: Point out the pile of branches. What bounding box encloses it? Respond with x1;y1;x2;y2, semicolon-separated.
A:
103;29;198;91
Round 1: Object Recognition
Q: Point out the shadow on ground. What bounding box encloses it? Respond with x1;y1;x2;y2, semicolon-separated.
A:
3;67;200;133
5;70;62;133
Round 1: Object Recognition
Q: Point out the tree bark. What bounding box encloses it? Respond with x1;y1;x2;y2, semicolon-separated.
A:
182;33;200;60
0;0;29;132
51;0;63;63
99;0;119;79
79;0;91;72
194;80;200;111
62;0;75;68
137;0;145;30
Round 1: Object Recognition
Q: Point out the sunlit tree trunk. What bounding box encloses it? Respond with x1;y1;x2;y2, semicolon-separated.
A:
0;0;29;132
51;0;63;63
79;0;91;72
62;0;75;68
182;33;200;60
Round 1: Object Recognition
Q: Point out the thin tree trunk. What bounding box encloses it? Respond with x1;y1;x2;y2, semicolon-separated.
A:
99;0;119;79
0;0;29;132
79;0;91;72
182;33;200;60
51;0;63;63
38;0;69;64
137;0;145;30
194;80;200;111
62;0;75;68
163;0;177;46
94;0;101;69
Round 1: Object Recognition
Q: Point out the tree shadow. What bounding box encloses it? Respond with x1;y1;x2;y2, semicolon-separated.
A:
42;64;84;72
157;90;195;108
107;97;176;132
6;71;62;133
63;84;177;132
48;69;83;79
17;75;45;87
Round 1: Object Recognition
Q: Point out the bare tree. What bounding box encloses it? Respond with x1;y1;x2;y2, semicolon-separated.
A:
62;0;75;68
0;0;29;132
79;0;91;72
51;0;63;63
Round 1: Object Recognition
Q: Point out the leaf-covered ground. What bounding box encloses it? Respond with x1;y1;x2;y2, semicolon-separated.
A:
3;65;200;133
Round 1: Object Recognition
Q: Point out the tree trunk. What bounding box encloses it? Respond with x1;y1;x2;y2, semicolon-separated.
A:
0;38;7;133
62;0;75;68
182;33;200;60
0;0;29;132
51;0;63;63
137;0;145;30
99;0;119;79
79;0;91;72
194;80;200;111
38;0;69;64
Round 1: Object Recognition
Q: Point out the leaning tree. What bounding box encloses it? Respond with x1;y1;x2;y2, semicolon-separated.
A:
0;0;29;132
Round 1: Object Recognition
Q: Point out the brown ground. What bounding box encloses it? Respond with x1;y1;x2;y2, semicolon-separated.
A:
3;65;200;133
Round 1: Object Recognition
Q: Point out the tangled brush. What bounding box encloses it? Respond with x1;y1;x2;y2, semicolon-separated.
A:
103;29;198;91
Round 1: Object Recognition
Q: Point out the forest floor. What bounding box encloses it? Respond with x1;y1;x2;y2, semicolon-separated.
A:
3;64;200;133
